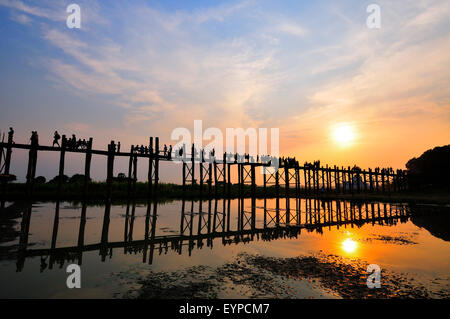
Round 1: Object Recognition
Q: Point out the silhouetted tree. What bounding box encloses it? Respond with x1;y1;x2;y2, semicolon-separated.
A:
113;172;128;183
47;175;69;184
68;174;90;184
0;174;16;182
406;145;450;188
34;176;46;184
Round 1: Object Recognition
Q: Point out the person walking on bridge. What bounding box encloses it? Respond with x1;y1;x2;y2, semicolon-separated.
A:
52;131;61;147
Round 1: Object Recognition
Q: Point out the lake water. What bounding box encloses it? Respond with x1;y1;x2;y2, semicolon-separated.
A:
0;198;449;298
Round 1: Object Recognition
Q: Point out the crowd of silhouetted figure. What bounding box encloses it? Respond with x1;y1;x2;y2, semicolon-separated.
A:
131;143;173;158
2;128;406;180
52;131;89;150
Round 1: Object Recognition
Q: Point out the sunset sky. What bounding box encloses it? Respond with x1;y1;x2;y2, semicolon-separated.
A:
1;0;449;182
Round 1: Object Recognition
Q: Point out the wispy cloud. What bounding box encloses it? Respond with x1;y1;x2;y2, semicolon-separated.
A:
276;22;307;37
10;12;31;24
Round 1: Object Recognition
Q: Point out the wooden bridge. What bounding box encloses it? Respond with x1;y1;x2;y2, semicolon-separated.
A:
0;131;408;199
7;198;411;272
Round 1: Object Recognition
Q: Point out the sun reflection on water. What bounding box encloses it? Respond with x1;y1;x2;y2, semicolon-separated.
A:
341;238;358;254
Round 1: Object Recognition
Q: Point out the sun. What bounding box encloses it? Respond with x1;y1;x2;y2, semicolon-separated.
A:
332;123;356;146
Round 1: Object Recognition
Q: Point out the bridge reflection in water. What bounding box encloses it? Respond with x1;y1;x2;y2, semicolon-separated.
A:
13;198;411;273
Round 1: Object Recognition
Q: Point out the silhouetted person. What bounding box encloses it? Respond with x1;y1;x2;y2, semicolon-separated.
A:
30;131;39;147
52;131;61;147
164;144;168;156
117;142;121;153
168;145;172;159
8;127;14;144
70;134;77;149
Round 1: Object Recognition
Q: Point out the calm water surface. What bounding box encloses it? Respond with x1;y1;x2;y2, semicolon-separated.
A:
0;198;449;298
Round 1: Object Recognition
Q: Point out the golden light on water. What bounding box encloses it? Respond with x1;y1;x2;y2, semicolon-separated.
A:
332;123;356;146
341;238;358;253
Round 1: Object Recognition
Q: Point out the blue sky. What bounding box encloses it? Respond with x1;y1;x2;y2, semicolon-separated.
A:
1;0;449;182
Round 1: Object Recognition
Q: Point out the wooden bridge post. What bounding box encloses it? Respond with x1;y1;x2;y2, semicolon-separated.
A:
0;141;3;172
303;167;307;194
200;150;204;197
328;167;333;192
240;162;244;197
312;167;316;194
318;167;322;192
213;155;218;197
132;152;138;196
284;165;289;198
347;166;353;194
26;142;38;196
341;167;346;194
208;159;213;198
363;170;368;192
263;166;267;197
154;137;160;192
4;132;13;175
1;133;13;208
191;143;195;186
148;137;154;198
57;135;67;195
334;166;339;193
387;169;392;194
356;170;361;193
321;167;325;191
106;141;115;198
381;169;385;193
83;137;93;197
223;153;227;198
275;162;280;199
251;164;256;198
375;169;379;192
182;156;186;193
127;145;134;198
307;167;311;194
227;160;231;197
368;168;373;191
393;170;398;192
314;168;318;193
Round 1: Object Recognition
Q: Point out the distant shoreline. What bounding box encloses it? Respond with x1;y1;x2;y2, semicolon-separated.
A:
2;182;449;205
